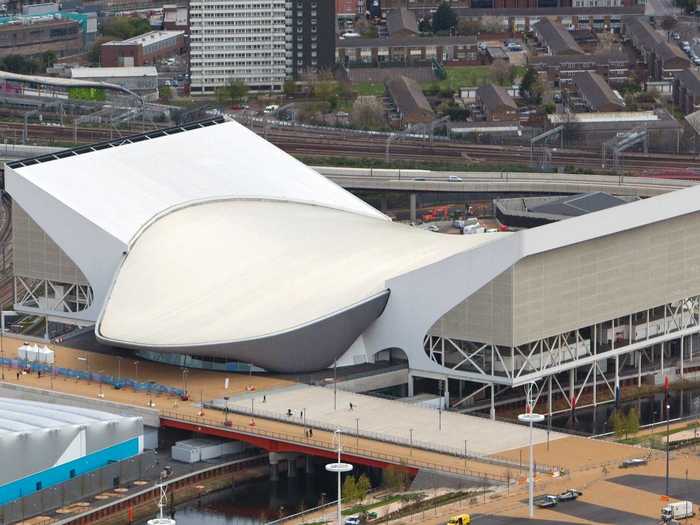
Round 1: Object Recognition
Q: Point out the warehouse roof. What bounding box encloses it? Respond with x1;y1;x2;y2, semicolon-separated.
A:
0;398;130;433
70;66;158;78
103;30;183;47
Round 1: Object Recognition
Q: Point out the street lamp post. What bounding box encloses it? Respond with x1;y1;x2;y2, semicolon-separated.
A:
182;367;189;397
518;382;544;519
409;428;414;456
97;370;104;398
77;356;89;384
666;401;671;496
325;430;352;525
224;396;230;426
133;361;140;383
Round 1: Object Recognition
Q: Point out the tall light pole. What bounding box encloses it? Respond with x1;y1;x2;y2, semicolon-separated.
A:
666;400;671;496
133;361;140;383
325;430;352;525
77;356;89;384
409;428;414;456
518;382;544;519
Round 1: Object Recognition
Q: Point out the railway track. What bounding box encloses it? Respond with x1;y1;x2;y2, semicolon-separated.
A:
4;119;700;176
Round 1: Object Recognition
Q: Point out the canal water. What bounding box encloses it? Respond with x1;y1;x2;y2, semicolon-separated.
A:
550;387;700;435
140;464;375;525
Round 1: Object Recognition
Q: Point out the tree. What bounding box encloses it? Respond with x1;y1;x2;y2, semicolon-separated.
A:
352;96;385;130
382;466;409;492
1;55;37;74
418;17;432;33
283;79;298;97
313;80;339;111
159;85;173;103
457;19;482;36
216;79;249;106
102;16;151;39
610;410;626;439
625;407;640;439
342;475;358;503
519;67;543;105
431;2;458;33
356;474;371;503
491;60;514;86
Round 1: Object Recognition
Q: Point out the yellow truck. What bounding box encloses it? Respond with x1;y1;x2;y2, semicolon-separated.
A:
447;514;471;525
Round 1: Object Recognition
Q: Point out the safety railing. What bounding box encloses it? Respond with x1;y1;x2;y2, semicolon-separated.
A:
161;409;530;482
0;357;185;398
203;400;559;475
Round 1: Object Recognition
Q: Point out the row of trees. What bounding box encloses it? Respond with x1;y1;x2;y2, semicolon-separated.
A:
342;473;372;504
1;52;56;75
610;408;641;440
102;16;151;40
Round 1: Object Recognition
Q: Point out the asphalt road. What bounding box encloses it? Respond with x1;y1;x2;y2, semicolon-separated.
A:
472;517;574;525
609;473;700;503
537;500;658;525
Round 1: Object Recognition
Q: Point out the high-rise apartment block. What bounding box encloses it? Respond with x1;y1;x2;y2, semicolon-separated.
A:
189;0;335;94
189;0;287;94
285;0;336;79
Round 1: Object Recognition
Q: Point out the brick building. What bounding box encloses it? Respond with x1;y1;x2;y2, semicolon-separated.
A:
337;35;477;66
100;30;185;67
570;71;625;112
475;84;518;121
673;69;700;115
0;18;82;58
528;52;631;86
623;16;689;81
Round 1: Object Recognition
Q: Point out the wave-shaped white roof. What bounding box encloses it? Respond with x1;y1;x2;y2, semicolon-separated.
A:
0;398;129;433
98;199;499;346
11;119;386;246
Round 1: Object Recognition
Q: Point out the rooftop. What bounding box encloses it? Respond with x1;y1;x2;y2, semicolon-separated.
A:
533;17;584;55
675;68;700;95
548;110;659;123
476;83;517;112
0;397;130;433
573;71;625;111
337;34;476;48
102;30;183;47
386;7;418;35
386;75;434;119
70;66;158;79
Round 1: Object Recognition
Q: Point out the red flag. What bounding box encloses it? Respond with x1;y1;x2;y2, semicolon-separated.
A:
664;375;669;394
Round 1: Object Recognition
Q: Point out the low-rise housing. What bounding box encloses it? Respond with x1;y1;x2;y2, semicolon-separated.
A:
386;7;418;37
673;69;700;115
101;30;186;67
532;17;584;56
385;75;435;126
623;16;689;80
336;35;478;66
528;52;630;86
475;84;518;121
571;71;625;112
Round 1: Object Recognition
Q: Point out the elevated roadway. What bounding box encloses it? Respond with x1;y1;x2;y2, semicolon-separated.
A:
314;167;696;198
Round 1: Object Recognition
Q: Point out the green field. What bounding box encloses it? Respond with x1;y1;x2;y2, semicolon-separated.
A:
352;65;526;98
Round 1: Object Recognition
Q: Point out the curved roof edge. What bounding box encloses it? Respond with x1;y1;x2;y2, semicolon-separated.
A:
97;290;390;373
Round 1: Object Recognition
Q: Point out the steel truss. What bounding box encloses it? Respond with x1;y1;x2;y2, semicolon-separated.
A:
423;295;700;388
14;276;93;314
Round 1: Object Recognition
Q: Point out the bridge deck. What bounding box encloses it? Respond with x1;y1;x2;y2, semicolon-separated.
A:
0;336;636;480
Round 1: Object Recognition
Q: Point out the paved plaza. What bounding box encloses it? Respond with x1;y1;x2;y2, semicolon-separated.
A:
218;384;568;456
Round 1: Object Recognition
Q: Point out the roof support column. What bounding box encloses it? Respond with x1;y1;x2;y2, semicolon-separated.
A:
638;349;642;388
569;368;575;411
661;341;665;373
593;324;597;407
681;334;685;379
490;382;495;420
615;354;620;407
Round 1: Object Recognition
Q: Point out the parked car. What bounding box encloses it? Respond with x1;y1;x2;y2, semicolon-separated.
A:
448;175;463;182
558;489;583;501
534;495;558;508
345;517;361;525
672;31;681;40
506;42;523;51
620;457;648;468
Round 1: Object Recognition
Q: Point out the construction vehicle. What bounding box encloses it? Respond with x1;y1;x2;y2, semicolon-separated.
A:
446;514;471;525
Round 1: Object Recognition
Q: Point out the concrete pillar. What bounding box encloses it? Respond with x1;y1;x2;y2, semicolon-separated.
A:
380;193;389;212
409;193;417;223
444;378;450;408
305;456;313;475
614;354;620;404
569;368;575;410
681;335;685;378
287;458;297;478
490;383;495;420
661;342;665;372
270;462;279;482
407;374;414;397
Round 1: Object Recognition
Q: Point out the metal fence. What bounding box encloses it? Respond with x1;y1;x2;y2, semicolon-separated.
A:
0;357;185;397
0;451;158;525
204;399;560;475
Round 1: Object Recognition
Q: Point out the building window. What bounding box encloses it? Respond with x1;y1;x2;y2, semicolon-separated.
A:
36;481;43;491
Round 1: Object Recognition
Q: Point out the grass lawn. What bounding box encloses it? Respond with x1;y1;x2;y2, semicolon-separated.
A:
341;495;403;516
353;82;386;96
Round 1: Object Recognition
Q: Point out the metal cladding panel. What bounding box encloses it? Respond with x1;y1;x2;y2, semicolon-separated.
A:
12;202;89;285
512;210;700;344
430;268;514;347
0;426;81;486
84;417;143;455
